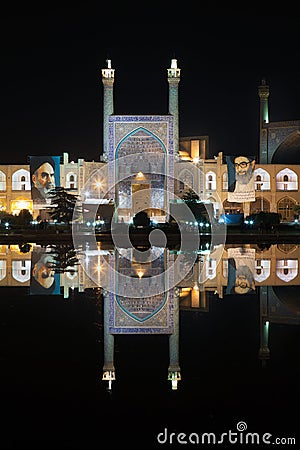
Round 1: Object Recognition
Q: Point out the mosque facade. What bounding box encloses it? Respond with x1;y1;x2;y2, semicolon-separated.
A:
0;59;300;223
1;61;299;391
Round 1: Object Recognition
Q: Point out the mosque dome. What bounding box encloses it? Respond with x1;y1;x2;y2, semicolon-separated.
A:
272;286;300;315
271;131;300;164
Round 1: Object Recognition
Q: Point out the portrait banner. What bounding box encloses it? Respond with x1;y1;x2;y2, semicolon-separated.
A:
226;155;256;203
226;247;256;295
29;155;60;210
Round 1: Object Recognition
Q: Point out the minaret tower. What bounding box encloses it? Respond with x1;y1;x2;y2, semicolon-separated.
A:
168;58;181;159
258;78;270;164
101;59;115;162
102;292;116;390
258;286;270;367
168;288;181;390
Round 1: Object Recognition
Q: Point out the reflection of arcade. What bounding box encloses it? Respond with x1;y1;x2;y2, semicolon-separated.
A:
99;244;300;391
0;243;299;385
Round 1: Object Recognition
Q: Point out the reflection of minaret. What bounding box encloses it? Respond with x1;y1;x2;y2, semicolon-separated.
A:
258;286;270;366
167;58;181;159
101;59;115;162
258;78;270;164
168;288;181;389
102;292;115;390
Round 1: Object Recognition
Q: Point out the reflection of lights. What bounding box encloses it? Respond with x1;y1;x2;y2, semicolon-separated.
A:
168;371;181;390
193;157;199;164
9;245;20;252
136;172;144;179
16;200;30;210
193;283;199;291
137;270;144;279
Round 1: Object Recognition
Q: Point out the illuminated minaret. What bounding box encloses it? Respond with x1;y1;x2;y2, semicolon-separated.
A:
168;58;181;159
258;286;270;367
101;59;115;161
102;292;116;390
258;78;270;164
168;288;181;390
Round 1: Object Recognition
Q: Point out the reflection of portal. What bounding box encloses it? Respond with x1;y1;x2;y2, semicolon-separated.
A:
110;290;174;333
277;243;297;253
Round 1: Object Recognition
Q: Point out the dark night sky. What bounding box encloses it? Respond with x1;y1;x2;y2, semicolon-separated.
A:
1;13;299;164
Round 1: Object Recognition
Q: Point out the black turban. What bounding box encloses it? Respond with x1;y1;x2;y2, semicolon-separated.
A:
30;155;56;176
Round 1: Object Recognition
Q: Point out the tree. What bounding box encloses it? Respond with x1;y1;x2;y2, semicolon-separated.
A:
16;209;33;227
19;243;32;253
47;187;81;225
0;209;33;229
0;211;15;227
48;244;79;273
182;188;211;223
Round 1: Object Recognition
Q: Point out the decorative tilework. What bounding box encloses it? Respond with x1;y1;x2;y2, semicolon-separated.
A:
109;289;174;334
262;121;300;163
107;115;175;206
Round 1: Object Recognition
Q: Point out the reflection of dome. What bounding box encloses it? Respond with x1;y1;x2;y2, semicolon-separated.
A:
272;286;300;314
272;131;300;164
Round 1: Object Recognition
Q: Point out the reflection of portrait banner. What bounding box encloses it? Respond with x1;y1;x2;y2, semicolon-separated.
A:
29;155;60;210
226;247;256;295
226;155;255;203
30;245;60;295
